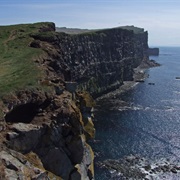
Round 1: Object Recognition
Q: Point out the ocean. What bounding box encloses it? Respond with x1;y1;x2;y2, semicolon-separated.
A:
92;47;180;179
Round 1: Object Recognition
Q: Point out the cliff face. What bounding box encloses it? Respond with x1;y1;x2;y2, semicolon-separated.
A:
0;22;150;180
148;47;159;56
0;90;95;180
0;23;95;180
42;27;149;97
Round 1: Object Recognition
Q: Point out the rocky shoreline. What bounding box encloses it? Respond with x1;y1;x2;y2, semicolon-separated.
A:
93;60;166;180
95;59;160;111
98;155;180;180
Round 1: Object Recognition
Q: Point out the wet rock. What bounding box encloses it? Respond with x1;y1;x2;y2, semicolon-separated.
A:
102;155;180;179
171;168;177;173
161;165;168;172
154;166;162;172
144;164;151;171
148;82;155;85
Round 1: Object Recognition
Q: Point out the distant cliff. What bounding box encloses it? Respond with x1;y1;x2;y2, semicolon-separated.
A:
0;22;151;180
32;25;149;97
148;47;159;56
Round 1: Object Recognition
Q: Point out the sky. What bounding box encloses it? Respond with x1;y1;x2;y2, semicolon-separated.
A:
1;0;180;46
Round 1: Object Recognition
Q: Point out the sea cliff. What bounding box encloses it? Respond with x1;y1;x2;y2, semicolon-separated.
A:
0;22;151;179
34;25;149;97
148;47;159;56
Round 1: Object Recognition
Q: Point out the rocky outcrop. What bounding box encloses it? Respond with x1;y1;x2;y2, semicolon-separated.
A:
0;90;95;180
98;155;180;179
148;47;159;56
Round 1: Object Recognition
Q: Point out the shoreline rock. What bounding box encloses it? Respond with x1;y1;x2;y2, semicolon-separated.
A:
99;155;180;179
148;48;159;56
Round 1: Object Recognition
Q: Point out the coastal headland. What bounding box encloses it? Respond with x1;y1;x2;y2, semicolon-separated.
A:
0;22;158;179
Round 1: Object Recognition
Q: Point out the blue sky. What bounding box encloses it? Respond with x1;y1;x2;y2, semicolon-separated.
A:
1;0;180;46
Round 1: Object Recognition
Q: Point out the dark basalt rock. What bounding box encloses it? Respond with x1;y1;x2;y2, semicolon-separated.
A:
148;47;159;56
31;26;149;97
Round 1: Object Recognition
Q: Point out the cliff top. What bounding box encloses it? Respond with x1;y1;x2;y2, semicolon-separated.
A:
117;25;145;34
0;22;57;117
56;25;145;34
56;27;91;34
0;22;55;96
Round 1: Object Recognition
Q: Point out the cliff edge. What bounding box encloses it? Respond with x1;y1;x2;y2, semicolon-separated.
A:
0;22;151;179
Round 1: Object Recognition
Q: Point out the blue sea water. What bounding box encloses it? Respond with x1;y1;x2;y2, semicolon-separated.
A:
92;47;180;179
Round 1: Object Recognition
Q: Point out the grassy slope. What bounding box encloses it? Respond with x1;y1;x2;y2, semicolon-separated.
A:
0;22;53;97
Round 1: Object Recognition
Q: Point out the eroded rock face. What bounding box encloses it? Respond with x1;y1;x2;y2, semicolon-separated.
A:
39;147;73;179
31;26;149;97
1;91;95;180
58;29;148;97
0;150;50;180
6;123;45;153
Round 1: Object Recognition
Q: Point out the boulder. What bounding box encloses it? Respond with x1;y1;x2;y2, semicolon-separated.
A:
0;150;49;180
39;147;73;180
7;123;45;153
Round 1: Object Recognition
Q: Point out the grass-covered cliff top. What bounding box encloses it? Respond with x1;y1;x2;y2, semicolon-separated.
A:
0;22;55;97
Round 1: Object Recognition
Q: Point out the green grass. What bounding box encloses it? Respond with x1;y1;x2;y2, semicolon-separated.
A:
0;22;54;97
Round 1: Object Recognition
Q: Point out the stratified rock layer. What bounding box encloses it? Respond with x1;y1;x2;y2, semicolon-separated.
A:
30;25;148;97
